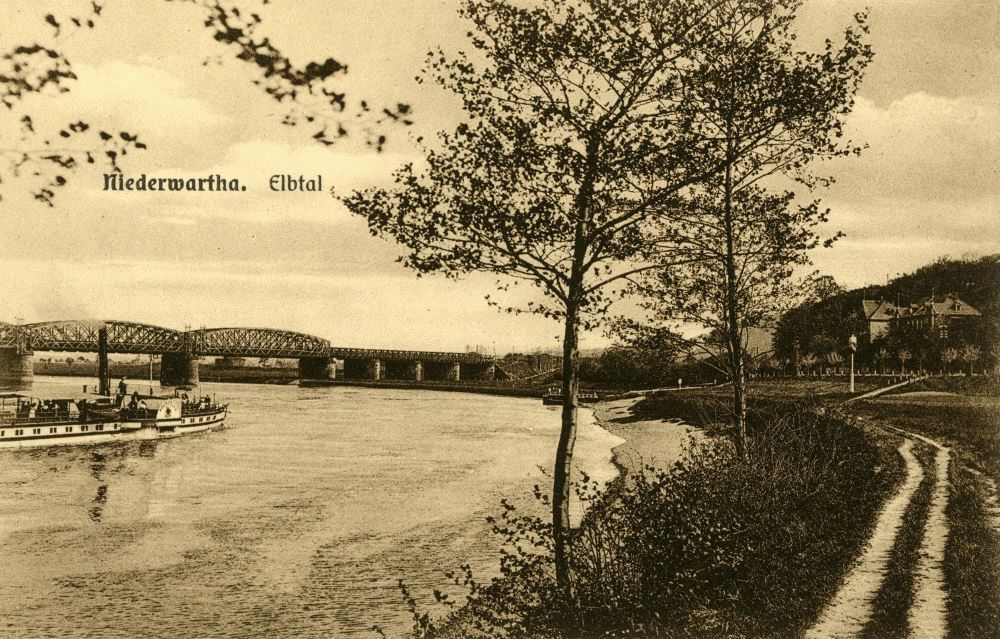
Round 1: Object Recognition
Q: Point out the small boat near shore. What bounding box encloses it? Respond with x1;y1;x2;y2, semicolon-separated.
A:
542;387;600;405
0;390;227;449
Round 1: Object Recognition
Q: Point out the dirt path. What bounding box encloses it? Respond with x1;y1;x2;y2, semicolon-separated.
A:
805;439;924;639
908;438;951;639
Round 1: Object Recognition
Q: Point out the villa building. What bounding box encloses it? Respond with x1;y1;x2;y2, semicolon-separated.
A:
862;293;981;340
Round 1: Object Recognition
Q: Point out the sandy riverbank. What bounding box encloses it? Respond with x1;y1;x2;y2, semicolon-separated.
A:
592;396;703;476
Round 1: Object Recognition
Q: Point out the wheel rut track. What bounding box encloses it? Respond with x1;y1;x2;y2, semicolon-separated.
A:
806;416;952;639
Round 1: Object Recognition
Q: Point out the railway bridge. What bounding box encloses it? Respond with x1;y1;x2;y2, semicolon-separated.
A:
0;320;495;387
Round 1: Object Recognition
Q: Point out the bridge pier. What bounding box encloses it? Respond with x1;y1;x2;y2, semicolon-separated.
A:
160;352;199;387
407;360;423;381
0;347;33;388
365;359;383;380
299;357;335;381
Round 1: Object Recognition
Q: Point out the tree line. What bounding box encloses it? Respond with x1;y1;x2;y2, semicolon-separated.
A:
774;255;1000;375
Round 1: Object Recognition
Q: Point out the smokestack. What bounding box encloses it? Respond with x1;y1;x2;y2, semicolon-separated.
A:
97;326;110;396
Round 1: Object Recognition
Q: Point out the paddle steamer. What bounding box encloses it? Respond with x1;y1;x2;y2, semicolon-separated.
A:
0;390;227;449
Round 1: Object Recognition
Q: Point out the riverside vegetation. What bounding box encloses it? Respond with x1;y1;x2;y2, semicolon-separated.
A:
395;394;902;638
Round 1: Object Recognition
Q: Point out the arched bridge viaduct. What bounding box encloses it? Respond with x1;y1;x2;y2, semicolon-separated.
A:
0;320;495;386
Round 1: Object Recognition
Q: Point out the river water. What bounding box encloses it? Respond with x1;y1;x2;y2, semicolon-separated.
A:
0;376;622;638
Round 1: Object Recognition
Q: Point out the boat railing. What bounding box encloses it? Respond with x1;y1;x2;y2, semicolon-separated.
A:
5;413;75;426
182;402;224;416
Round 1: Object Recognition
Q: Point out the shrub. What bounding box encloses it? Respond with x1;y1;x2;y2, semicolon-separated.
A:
422;405;896;638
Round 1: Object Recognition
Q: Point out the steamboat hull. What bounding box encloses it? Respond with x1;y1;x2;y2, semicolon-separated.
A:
0;407;227;449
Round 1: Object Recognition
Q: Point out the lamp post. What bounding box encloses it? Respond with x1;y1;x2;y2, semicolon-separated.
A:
848;334;858;393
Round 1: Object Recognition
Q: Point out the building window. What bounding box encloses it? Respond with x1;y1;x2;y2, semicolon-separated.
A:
49;427;57;434
96;424;104;432
81;425;89;432
66;427;73;433
32;428;40;435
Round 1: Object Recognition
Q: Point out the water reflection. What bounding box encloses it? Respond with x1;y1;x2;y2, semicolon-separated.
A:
88;451;108;523
89;484;108;522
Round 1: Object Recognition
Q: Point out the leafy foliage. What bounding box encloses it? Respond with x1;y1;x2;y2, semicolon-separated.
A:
415;401;896;638
623;0;872;455
343;0;874;586
178;0;412;150
0;4;145;205
343;0;771;590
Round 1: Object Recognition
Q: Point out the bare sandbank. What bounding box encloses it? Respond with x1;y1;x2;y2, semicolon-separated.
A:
591;396;703;476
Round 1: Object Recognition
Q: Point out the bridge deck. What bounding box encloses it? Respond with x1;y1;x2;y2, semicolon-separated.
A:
0;320;492;363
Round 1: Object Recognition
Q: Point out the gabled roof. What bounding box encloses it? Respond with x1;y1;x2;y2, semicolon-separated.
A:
908;293;981;318
863;294;981;322
861;299;881;318
863;299;899;321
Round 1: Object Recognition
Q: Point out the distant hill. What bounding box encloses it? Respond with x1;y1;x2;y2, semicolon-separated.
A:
774;254;999;361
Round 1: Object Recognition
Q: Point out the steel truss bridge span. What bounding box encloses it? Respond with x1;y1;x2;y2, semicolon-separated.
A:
191;327;330;358
0;319;493;363
23;320;185;354
330;347;493;364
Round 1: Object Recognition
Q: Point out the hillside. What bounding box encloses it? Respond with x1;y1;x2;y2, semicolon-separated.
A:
774;255;999;364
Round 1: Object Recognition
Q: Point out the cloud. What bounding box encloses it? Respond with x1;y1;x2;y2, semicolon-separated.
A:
14;61;226;147
71;61;227;132
805;92;1000;287
831;92;1000;203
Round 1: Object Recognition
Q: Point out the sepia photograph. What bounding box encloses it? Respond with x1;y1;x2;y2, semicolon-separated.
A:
0;0;997;637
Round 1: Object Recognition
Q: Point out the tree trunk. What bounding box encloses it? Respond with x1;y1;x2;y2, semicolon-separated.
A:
722;134;747;461
553;300;580;594
552;134;598;595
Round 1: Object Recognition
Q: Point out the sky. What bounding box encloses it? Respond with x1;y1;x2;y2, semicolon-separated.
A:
1;0;997;353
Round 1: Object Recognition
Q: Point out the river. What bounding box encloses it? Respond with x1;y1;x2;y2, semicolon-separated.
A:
0;376;623;638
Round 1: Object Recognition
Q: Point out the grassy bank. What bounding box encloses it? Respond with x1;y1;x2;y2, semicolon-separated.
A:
412;392;901;638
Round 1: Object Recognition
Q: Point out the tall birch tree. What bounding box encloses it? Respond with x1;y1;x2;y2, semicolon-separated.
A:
343;0;729;591
629;0;872;458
